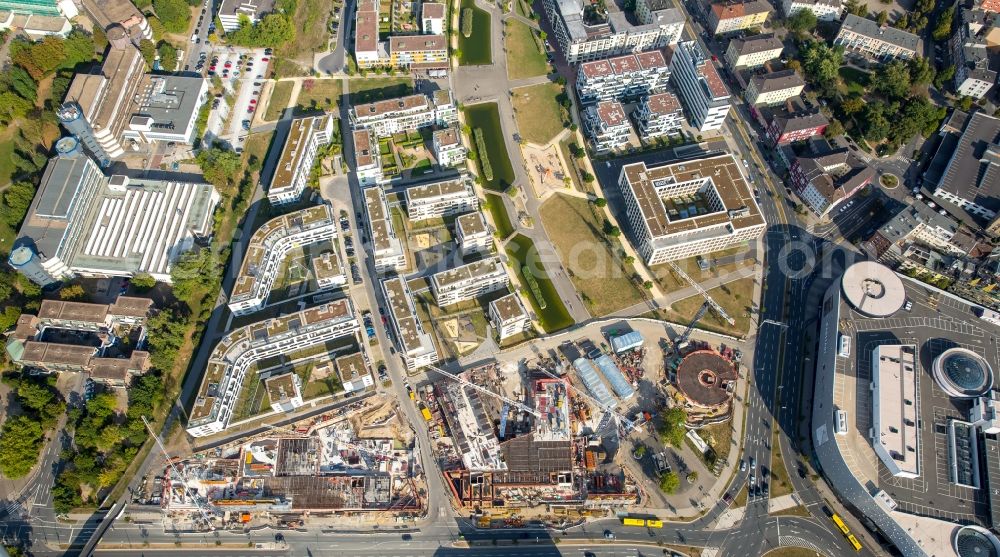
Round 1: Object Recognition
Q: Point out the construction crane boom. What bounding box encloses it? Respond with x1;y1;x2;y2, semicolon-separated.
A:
142;416;216;529
426;364;541;418
665;260;735;325
530;365;638;433
674;301;710;352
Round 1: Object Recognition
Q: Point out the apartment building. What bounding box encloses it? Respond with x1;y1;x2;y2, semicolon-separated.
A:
186;300;359;437
707;0;772;35
633;92;684;139
264;373;304;413
759;100;828;145
364;186;407;274
575;50;669;103
353;129;384;186
334;352;374;393
929;111;1000;225
782;0;841;20
9;137;218;287
725;33;783;68
430;257;508;307
383;277;439;371
422;2;445;34
952;25;997;100
268;115;336;205
433;127;467;168
489;292;531;340
584;100;632;152
219;0;275;32
745;69;805;106
863;200;971;262
789;139;875;216
543;0;684;63
228;205;338;316
456;211;491;254
617;154;766;264
388;34;448;69
312;251;347;289
668;41;731;132
350;91;457;137
354;0;380;68
405;177;478;221
833;13;919;60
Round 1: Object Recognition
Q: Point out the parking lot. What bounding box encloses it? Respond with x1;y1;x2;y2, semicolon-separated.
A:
202;47;272;151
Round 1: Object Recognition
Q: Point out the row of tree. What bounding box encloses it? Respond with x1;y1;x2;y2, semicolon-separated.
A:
0;375;65;478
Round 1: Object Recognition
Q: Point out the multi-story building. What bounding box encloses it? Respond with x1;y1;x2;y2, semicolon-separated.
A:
264;373;304;413
707;0;772;35
364;186;407;274
668;41;731;132
617;154;766;264
575;50;669;103
0;11;73;39
405;177;478;221
353;129;384;186
0;0;71;17
350;91;457;137
744;69;805;106
311;251;347;289
186;300;359;437
833;13;919;60
388;34;448;69
334;352;374;393
782;0;842;21
584;100;632;152
862;200;972;262
9;137;218;287
354;0;380;68
951;25;997;100
79;0;152;43
430;257;508;307
228;205;338;316
218;0;275;32
928;111;1000;226
433;127;467;168
543;0;684;63
759;100;828;145
455;211;491;254
422;2;445;34
489;292;531;340
382;277;438;371
268;115;335;205
788;138;875;216
633;92;684;139
725;33;783;68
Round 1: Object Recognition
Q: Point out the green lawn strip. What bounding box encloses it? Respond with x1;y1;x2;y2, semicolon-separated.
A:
505;19;549;80
512;82;565;144
265;81;295;121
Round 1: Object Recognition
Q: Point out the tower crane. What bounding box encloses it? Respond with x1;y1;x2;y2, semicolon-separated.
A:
665;259;735;325
425;364;541;418
528;365;639;434
673;301;711;353
142;416;216;530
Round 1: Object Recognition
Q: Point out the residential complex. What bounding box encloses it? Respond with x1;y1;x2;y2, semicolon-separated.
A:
928;111;1000;226
9;137;218;287
744;69;805;106
382;277;439;371
421;2;445;34
707;0;772;35
350;91;457;137
489;293;531;340
388;35;448;69
405;177;478;221
781;0;841;20
633;92;684;139
584;100;632;152
455;211;492;255
724;33;783;68
218;0;275;32
364;187;407;275
312;251;347;289
228;205;339;317
575;50;669;104
265;373;304;413
951;23;997;100
758;100;829;145
354;0;447;70
617;153;766;264
542;0;684;63
668;41;731;131
354;0;381;68
268;115;336;205
432;127;467;168
789;137;875;216
353;129;383;187
429;257;508;307
833;13;919;60
333;352;374;393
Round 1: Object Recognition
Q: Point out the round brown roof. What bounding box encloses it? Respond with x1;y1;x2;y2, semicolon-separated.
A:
676;350;737;408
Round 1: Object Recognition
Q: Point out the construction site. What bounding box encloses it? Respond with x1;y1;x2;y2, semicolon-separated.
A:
157;394;423;530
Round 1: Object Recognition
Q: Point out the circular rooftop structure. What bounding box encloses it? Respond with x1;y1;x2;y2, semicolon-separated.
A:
954;526;1000;557
675;350;737;409
933;347;994;398
841;261;906;317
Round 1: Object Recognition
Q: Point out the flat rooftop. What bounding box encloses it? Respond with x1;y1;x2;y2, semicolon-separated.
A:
490;292;526;323
382;277;435;356
312;251;343;282
264;373;299;404
388;34;446;53
431;256;505;289
456;211;488;238
354;129;375;168
405;177;474;203
353;94;431;120
335;352;367;383
644;92;682;116
270;115;333;196
364;187;404;257
872;344;920;478
130;75;205;134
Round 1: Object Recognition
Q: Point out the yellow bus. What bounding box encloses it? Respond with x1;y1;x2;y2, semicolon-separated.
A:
847;534;862;552
622;517;645;527
831;513;850;535
646;519;663;529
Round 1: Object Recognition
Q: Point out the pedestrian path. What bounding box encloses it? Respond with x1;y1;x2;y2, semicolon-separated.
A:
768;493;802;514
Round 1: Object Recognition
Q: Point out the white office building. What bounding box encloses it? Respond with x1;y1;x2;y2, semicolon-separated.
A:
668;41;731;132
383;276;439;371
405;177;478;221
489;292;531;340
430;257;508;307
268;115;336;205
364;186;407;275
218;0;275;32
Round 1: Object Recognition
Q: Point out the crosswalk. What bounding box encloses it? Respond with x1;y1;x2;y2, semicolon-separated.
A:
1;500;22;519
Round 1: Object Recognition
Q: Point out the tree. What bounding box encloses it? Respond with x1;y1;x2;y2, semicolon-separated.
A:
687;471;699;483
131;273;157;290
908;56;935;86
138;39;156;69
859;101;891;141
227;13;294;48
872;60;912;100
153;0;191;33
0;416;44;478
957;96;974;111
799;40;843;91
785;9;817;35
593;197;607;207
843;0;867;16
0;306;22;331
658;406;687;447
157;42;178;71
934;64;955;90
659;471;680;494
840;96;865;115
196;147;242;193
932;6;954;41
876;10;888;26
169;247;222;305
7;66;38;104
59;284;86;300
147;16;166;41
824;119;845;138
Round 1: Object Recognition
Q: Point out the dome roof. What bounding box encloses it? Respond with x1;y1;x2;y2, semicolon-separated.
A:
955;526;1000;557
933;347;994;398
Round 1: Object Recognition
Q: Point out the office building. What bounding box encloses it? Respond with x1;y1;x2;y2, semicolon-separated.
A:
575;50;669;103
433;126;467;168
79;0;150;42
9;137;218;287
228;205;338;316
264;373;304;413
353;129;383;186
489;292;530;340
455;211;491;255
584;100;632;152
382;277;438;371
782;0;841;20
744;69;805;106
862;200;970;262
833;13;919;60
929;111;1000;226
0;11;72;38
668;41;731;132
725;33;783;68
952;25;997;100
422;2;445;34
405;177;478;221
543;0;684;63
388;34;448;69
789;138;875;216
268;115;335;205
430;256;508;307
617;154;766;264
707;0;772;35
187;300;359;437
218;0;275;32
364;187;407;274
311;251;347;289
633;91;684;139
350;91;457;137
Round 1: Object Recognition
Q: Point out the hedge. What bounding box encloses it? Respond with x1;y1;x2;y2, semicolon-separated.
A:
522;266;548;310
473;128;493;182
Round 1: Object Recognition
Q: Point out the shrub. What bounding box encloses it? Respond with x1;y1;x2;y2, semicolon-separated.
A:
521;266;547;310
461;8;474;38
473;128;494;181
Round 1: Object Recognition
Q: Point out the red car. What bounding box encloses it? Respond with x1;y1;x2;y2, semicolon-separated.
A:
261;57;269;62
224;61;232;68
249;99;257;105
247;106;255;113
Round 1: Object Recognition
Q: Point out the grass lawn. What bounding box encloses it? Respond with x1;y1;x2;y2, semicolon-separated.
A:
771;505;811;517
243;131;275;166
657;277;754;337
700;421;733;470
0;126;16;190
769;430;794;498
538;194;644;316
506;234;574;332
732;483;748;508
348;76;414;104
278;0;330;61
652;244;755;292
483;193;515;238
297;79;343;112
838;67;870;96
458;0;492;65
505;19;550;80
265;81;295;121
512;82;565;144
297;361;344;400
